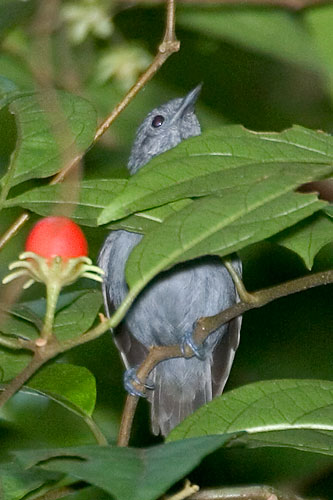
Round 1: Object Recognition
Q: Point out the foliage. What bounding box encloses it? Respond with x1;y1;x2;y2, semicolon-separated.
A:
0;1;332;499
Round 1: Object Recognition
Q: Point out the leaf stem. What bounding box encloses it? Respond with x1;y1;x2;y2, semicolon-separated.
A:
84;416;108;446
0;333;33;351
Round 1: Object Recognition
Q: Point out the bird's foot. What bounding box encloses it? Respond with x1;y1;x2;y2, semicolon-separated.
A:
181;330;206;360
123;367;155;398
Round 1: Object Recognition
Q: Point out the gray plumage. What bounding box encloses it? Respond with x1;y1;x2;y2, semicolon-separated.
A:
98;86;242;436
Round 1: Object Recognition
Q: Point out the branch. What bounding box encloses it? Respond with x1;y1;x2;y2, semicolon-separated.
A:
0;343;56;408
190;485;310;500
126;0;330;10
0;0;179;251
117;268;333;446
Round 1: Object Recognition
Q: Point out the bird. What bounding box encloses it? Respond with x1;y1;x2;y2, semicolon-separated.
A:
98;85;242;436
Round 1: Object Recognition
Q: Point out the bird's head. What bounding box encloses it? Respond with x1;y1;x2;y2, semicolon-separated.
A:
128;84;202;174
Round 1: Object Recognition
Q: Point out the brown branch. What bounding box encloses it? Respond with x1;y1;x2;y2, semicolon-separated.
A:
0;213;30;251
48;0;179;183
124;0;331;10
0;343;56;408
0;0;179;251
117;268;333;446
190;485;309;500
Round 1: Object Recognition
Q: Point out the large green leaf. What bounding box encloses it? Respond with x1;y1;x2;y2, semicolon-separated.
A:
14;435;236;500
167;379;333;456
1;91;97;188
125;189;326;295
6;179;128;226
273;211;333;269
98;125;333;224
27;363;96;418
177;7;321;70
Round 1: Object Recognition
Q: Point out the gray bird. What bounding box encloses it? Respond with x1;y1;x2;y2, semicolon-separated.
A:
98;85;242;436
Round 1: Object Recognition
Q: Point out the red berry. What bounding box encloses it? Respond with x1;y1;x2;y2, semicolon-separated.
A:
25;217;88;260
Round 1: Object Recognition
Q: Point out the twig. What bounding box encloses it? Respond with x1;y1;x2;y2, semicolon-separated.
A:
117;269;333;446
0;346;54;408
192;269;333;347
0;0;180;251
0;210;30;251
190;485;309;500
124;0;331;10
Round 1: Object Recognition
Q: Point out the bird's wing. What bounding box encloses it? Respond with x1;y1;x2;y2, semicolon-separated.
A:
211;315;242;397
102;283;148;370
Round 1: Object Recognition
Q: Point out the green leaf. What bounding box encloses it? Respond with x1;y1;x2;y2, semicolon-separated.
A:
324;205;333;217
108;199;193;233
167;379;333;456
53;289;103;341
273;211;333;269
14;435;236;500
6;179;128;226
177;7;321;71
98;125;333;225
0;307;38;382
125;190;326;295
0;349;32;383
2;91;97;188
27;363;96;418
0;76;20;109
0;461;60;500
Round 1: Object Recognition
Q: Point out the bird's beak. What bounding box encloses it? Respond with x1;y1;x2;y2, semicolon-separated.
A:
171;83;202;123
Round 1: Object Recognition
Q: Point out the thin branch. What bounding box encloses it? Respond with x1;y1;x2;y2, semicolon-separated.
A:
190;485;310;500
0;0;180;251
0;349;52;408
0;213;30;251
193;269;333;346
117;345;180;446
50;0;179;182
117;269;333;446
125;0;331;10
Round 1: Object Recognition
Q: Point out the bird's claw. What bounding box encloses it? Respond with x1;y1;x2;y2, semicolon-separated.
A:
181;330;206;360
123;367;154;398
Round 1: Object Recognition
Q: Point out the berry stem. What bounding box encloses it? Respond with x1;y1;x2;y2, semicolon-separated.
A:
41;280;61;340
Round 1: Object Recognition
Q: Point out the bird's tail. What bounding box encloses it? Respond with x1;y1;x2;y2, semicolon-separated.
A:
149;356;212;436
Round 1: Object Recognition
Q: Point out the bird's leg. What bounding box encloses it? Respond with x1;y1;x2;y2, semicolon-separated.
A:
181;327;207;360
123;366;155;398
223;258;259;304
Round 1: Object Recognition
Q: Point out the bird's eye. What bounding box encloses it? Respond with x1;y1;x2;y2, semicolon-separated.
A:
152;115;164;128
